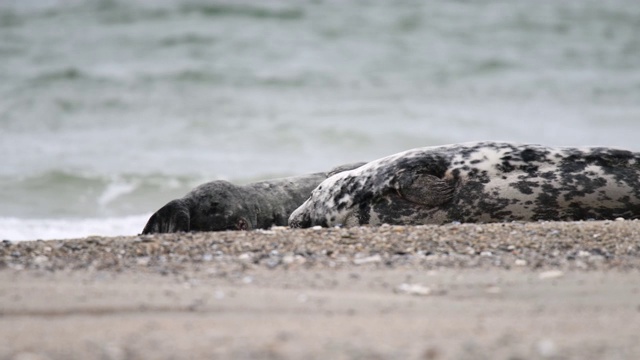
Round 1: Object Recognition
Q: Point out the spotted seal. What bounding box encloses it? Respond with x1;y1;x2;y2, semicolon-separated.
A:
141;162;366;234
288;142;640;228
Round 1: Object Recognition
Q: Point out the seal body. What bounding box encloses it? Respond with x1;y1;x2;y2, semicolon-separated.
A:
142;162;366;234
288;142;640;228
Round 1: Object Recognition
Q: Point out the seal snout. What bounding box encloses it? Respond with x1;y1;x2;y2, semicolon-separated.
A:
288;207;312;228
141;199;191;234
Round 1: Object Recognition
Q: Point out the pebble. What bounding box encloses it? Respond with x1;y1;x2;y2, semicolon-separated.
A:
538;270;564;280
32;255;49;264
353;254;382;265
535;339;557;358
514;259;527;266
395;283;431;296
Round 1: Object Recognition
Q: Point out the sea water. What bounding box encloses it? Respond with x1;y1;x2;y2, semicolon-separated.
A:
1;0;639;240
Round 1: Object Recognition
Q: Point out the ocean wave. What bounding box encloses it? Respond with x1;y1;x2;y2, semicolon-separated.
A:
178;3;304;20
29;67;117;86
0;170;202;219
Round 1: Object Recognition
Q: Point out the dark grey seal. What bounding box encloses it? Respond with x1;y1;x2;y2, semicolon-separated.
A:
142;162;366;234
289;142;640;228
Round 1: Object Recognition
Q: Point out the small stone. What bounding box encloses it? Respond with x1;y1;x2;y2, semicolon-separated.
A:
33;255;49;264
353;254;382;265
575;260;587;269
395;283;431;296
242;276;253;284
535;339;557;358
265;258;280;268
615;217;625;221
514;259;527;266
480;251;492;257
312;226;323;230
538;270;564;280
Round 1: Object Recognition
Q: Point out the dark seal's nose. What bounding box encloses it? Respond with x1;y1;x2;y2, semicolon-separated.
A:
288;212;311;229
141;199;191;234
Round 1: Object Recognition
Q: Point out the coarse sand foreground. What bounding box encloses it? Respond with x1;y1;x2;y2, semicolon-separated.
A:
1;221;640;359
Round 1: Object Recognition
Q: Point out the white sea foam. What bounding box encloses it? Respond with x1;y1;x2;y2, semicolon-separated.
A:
97;180;139;207
0;215;150;242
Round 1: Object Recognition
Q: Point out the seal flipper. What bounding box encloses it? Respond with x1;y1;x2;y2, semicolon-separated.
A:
141;199;191;234
396;172;454;207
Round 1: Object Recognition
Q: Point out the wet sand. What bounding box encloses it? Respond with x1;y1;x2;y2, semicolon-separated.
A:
2;221;640;359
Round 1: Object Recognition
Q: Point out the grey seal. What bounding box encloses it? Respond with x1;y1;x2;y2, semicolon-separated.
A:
141;162;366;234
288;141;640;228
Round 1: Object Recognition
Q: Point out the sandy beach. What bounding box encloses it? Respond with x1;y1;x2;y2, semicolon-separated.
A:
2;220;640;359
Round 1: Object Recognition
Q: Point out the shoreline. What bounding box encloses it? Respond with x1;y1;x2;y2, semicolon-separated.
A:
2;221;640;359
3;220;640;272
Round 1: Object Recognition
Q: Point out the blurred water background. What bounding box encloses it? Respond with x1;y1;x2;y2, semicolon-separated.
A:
1;0;639;240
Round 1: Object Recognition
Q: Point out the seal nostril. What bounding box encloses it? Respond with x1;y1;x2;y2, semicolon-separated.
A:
236;218;249;231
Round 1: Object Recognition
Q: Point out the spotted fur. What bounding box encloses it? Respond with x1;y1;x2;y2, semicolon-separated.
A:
288;142;640;228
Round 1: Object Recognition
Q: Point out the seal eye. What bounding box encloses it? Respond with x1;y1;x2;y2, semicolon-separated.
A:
236;218;249;231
